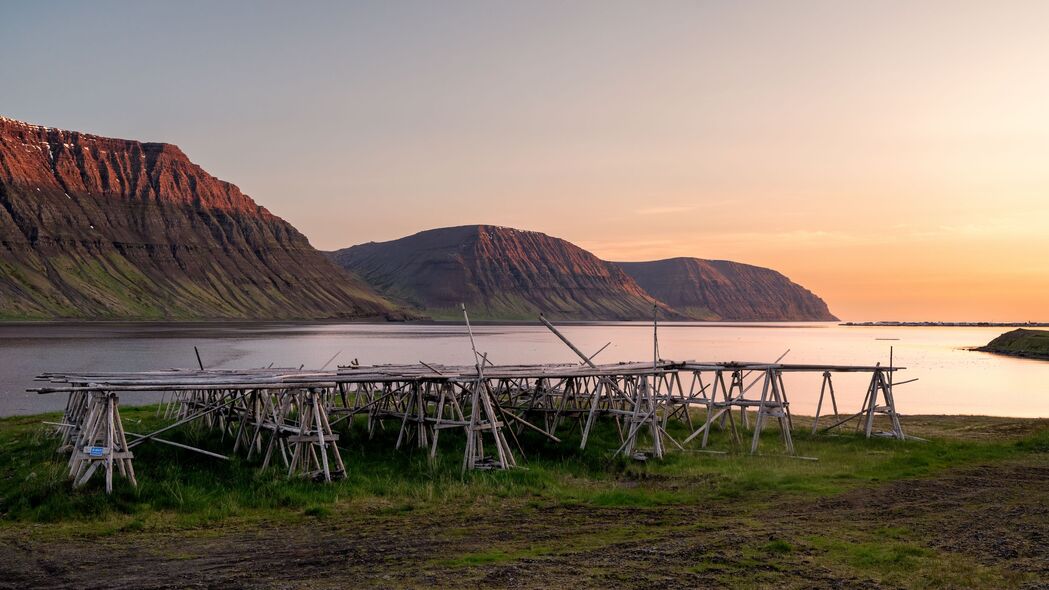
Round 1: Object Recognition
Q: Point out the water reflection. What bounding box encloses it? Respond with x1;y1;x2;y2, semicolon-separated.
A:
0;322;1044;418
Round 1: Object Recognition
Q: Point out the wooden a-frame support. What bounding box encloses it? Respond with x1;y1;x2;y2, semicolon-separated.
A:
67;391;137;493
814;368;905;440
284;389;346;481
680;367;795;456
461;376;517;472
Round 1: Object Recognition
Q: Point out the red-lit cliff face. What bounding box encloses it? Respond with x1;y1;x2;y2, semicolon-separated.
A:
329;225;680;320
0;116;403;319
0;117;269;217
615;258;838;321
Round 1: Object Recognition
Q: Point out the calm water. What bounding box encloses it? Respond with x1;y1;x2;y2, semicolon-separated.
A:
1;322;1046;418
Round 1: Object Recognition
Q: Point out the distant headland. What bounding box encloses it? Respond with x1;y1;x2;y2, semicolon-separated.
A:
975;328;1049;361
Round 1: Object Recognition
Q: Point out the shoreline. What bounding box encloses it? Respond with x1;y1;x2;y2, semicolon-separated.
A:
7;318;1046;328
974;346;1049;362
843;321;1049;327
0;318;841;330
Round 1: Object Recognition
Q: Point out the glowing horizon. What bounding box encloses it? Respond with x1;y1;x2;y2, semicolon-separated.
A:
3;1;1048;321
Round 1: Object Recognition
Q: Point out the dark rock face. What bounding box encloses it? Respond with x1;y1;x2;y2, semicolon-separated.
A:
329;225;678;320
615;258;837;321
0;116;401;320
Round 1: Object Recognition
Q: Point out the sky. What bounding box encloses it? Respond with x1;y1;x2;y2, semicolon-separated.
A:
2;0;1048;321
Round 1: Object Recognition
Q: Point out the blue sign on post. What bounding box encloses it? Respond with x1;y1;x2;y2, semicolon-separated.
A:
89;446;105;457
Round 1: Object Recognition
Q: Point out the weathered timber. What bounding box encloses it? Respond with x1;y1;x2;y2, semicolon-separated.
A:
32;323;910;493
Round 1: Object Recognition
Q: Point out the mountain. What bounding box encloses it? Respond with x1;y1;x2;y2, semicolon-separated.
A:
0;116;404;320
329;226;837;321
614;258;837;321
328;225;678;320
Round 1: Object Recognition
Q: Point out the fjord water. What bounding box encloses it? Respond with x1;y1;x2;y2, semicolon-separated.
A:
0;322;1045;418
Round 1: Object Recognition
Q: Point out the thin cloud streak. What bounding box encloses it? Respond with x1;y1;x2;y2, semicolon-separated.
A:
634;205;701;215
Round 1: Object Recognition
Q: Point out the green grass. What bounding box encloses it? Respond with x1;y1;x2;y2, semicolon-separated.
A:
439;546;552;567
762;539;793;554
1;407;1045;534
804;534;1021;588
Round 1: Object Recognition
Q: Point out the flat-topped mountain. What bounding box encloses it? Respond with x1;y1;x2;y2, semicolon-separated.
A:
328;225;678;320
0;116;403;320
614;258;837;321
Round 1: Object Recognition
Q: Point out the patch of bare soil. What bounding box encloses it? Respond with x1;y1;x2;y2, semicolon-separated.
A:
789;462;1049;584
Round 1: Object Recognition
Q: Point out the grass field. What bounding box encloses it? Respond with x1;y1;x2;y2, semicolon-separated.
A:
1;408;1046;588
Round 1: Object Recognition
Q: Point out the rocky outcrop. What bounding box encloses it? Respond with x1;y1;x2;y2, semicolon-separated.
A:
328;225;678;320
614;258;837;321
0;116;403;320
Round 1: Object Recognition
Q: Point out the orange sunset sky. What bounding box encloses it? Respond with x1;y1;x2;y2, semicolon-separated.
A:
3;1;1048;321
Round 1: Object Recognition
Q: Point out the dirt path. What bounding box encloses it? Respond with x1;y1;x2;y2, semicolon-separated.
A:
2;458;1047;589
